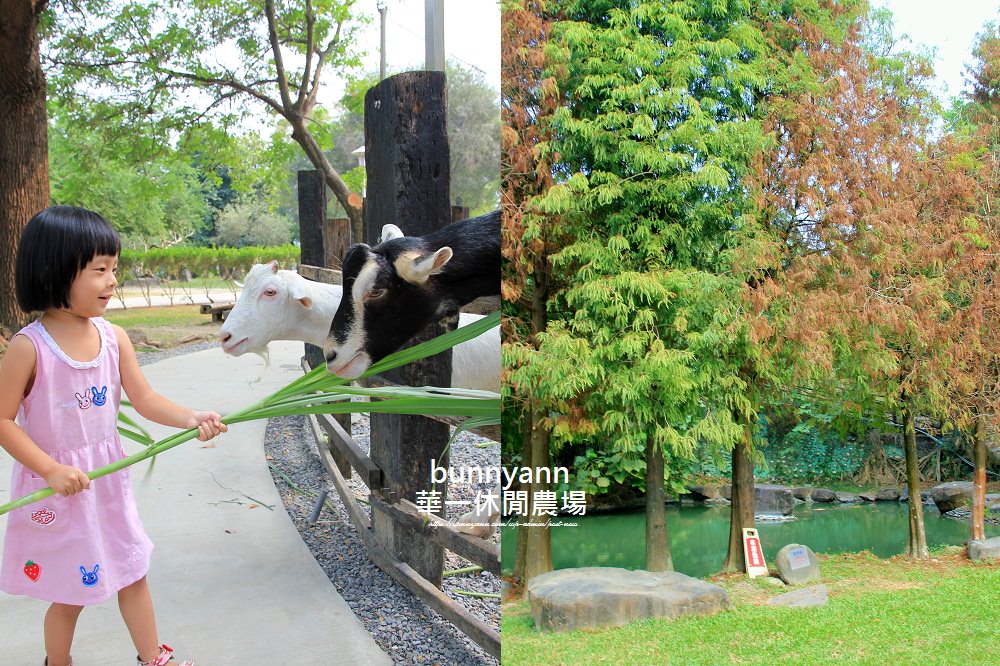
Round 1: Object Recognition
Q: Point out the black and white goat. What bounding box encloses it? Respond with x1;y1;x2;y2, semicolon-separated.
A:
324;209;500;379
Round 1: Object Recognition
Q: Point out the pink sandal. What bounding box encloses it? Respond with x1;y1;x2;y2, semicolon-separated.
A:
137;644;194;666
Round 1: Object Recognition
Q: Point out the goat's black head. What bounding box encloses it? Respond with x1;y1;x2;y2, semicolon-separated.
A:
324;224;454;378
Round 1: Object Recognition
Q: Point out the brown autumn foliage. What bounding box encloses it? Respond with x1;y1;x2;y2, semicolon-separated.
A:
500;0;562;585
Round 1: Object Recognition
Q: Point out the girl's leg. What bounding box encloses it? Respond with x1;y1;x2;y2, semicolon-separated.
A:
44;602;84;666
118;576;161;663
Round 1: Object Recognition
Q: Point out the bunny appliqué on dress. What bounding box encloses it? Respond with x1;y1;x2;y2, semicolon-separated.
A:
72;385;109;410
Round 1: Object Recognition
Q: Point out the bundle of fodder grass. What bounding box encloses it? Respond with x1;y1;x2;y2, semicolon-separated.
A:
0;313;500;516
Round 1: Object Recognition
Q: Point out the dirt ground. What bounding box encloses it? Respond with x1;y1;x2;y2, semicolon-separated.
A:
121;318;224;351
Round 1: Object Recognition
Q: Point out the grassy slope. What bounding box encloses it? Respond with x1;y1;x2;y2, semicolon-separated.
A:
502;548;1000;665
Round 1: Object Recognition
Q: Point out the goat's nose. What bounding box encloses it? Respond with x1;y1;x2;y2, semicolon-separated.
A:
325;350;337;364
220;331;232;343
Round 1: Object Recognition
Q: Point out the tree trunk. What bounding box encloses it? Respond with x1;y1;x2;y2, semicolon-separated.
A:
522;403;553;582
645;432;672;571
902;394;929;558
971;413;987;543
517;253;553;585
512;418;530;588
0;1;49;341
722;436;755;573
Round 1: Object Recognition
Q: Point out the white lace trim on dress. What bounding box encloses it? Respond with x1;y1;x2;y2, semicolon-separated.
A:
33;318;108;369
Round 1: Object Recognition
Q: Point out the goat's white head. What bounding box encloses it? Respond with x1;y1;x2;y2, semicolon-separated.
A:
219;261;314;356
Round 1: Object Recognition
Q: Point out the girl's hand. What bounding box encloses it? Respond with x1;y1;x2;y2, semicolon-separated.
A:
44;464;91;496
188;410;228;442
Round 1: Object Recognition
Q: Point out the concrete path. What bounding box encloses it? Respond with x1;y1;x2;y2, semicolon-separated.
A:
0;341;391;665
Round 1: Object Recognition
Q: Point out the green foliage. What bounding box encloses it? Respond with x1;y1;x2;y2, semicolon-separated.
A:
49;112;212;241
118;245;299;282
213;200;296;248
523;0;773;486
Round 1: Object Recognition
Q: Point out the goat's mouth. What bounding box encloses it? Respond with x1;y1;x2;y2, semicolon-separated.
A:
327;351;371;379
221;336;249;355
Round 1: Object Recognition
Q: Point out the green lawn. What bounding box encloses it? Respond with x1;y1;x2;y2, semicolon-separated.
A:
502;548;1000;665
104;305;220;349
105;305;206;328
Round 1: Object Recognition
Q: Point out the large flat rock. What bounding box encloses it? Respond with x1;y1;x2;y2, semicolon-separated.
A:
968;537;1000;561
931;481;974;513
767;584;828;608
756;484;795;515
528;567;730;632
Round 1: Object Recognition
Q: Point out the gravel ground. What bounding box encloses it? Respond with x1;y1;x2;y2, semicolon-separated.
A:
135;340;219;366
137;345;501;666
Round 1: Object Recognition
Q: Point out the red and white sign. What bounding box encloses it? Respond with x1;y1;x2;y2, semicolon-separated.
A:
742;528;768;578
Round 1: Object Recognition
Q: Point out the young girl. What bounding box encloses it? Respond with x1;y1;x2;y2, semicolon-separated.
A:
0;206;228;666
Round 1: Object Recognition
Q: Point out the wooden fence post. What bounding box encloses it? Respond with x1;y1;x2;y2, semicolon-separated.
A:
297;170;327;373
298;170;352;475
322;218;352;270
364;71;453;587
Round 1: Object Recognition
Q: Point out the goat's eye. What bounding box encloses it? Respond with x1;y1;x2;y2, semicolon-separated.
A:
364;288;386;303
263;288;278;297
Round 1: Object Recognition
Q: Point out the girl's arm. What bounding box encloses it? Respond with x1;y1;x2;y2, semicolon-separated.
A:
113;325;227;441
0;335;91;495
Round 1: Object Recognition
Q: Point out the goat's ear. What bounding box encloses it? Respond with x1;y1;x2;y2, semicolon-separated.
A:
288;279;313;309
396;247;453;285
380;224;405;243
268;260;279;273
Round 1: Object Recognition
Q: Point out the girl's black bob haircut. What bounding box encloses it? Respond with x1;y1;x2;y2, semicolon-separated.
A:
15;206;121;313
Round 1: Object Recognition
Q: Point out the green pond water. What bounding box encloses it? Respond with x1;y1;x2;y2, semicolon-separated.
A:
500;502;1000;579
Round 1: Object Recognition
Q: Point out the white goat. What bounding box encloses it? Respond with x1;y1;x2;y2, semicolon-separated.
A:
219;262;500;392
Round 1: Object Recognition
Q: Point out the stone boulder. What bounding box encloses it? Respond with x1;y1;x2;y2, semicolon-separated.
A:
766;585;829;608
774;544;821;585
811;488;837;503
968;537;1000;561
528;567;731;632
685;485;722;501
876;488;901;502
858;492;877;502
756;484;795;515
716;485;793;514
931;482;974;513
835;492;862;503
791;487;813;501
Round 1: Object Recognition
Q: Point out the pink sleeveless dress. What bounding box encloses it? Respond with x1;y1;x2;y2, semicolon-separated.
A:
0;317;153;605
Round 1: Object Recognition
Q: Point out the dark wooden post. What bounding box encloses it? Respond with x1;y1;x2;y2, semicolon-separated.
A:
364;71;453;586
298;171;352;475
451;205;470;223
298;170;328;373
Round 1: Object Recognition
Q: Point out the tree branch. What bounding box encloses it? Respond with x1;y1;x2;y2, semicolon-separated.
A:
305;19;345;115
296;0;315;111
265;0;294;113
154;66;285;115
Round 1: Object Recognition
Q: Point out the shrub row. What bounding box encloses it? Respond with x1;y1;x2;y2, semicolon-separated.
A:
119;245;300;281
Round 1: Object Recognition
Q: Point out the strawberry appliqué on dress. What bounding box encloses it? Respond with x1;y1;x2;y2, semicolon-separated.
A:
23;560;40;582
